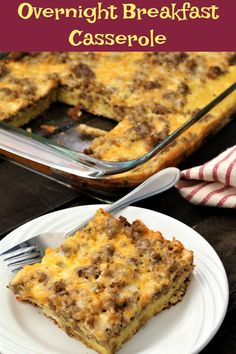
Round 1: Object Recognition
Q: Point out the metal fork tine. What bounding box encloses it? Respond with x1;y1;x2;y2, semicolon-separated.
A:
7;255;42;268
12;261;41;272
10;258;43;272
0;240;32;256
3;245;37;260
12;267;23;273
6;251;42;266
1;232;62;272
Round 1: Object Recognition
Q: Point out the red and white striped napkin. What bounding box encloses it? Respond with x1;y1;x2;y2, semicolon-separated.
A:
176;145;236;208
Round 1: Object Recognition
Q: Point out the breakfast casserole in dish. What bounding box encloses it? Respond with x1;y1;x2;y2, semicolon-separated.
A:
0;52;235;190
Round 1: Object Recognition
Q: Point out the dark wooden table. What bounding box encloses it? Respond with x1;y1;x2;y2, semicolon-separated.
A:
0;117;235;354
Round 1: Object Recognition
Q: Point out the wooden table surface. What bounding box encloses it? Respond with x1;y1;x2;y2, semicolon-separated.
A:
0;117;235;354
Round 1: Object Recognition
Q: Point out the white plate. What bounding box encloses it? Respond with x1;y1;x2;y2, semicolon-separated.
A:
0;205;229;354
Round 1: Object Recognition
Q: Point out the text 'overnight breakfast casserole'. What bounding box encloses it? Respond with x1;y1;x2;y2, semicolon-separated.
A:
9;209;194;354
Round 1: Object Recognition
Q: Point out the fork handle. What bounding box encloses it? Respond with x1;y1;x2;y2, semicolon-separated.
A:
65;167;180;237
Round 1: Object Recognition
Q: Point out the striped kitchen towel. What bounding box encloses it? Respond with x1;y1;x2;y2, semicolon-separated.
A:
176;145;236;208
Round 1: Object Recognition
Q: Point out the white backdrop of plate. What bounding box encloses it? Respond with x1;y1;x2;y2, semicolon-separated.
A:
0;205;229;354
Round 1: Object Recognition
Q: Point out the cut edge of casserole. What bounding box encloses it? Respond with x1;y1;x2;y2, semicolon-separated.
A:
6;87;58;127
40;273;190;354
9;208;194;354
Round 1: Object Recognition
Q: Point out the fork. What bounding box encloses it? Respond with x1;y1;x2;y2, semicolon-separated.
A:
0;167;180;272
0;82;235;177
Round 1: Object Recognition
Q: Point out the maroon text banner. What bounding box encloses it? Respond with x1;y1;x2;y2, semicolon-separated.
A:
0;0;235;51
